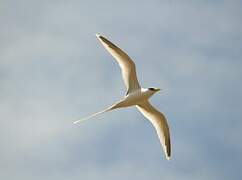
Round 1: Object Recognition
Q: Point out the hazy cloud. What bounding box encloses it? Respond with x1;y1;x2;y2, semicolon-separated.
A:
0;0;242;179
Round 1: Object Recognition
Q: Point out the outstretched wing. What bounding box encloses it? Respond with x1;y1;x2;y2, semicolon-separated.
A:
137;101;171;160
96;34;141;94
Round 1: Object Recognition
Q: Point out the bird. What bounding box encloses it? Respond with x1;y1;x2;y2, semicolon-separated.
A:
74;34;171;160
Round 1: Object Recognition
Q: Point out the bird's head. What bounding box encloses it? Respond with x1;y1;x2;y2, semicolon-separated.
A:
148;87;161;93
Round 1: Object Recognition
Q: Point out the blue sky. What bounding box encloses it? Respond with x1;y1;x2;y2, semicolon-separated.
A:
0;0;242;179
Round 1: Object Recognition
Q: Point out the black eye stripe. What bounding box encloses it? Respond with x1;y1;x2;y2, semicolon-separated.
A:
148;88;155;91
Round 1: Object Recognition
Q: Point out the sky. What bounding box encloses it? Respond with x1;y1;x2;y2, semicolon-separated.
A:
0;0;242;179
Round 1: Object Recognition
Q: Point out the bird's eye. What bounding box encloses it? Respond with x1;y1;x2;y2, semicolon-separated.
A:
148;88;155;91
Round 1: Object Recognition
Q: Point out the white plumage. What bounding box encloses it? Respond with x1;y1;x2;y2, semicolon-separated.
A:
74;34;171;160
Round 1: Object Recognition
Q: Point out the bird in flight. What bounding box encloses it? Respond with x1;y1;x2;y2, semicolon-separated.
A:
74;34;171;160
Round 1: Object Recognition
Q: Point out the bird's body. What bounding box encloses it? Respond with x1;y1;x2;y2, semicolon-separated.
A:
74;34;171;160
113;88;157;108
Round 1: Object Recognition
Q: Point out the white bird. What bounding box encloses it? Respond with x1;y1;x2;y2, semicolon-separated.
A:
74;34;171;160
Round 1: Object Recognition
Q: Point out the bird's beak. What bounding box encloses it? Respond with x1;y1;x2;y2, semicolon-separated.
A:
155;88;161;92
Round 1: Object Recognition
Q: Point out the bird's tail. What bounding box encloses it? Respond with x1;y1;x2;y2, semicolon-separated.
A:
73;104;118;124
73;99;125;124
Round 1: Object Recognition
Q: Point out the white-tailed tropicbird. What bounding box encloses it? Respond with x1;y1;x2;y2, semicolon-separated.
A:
74;34;171;160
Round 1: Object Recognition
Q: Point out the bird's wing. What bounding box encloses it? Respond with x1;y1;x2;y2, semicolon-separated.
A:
136;101;171;160
96;34;141;94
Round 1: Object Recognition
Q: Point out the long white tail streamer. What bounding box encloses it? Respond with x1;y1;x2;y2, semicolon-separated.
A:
73;108;111;124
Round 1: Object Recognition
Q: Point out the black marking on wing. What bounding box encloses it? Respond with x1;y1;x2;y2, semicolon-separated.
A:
99;35;118;49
